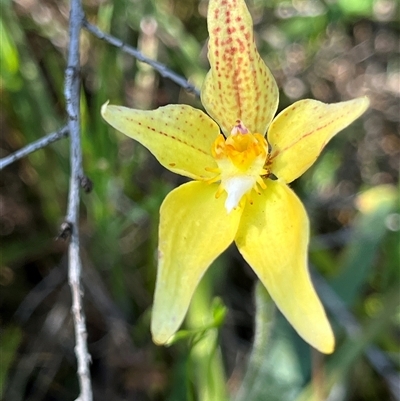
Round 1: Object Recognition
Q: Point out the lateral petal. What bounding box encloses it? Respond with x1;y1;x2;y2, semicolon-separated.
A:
151;181;242;344
268;97;369;183
235;180;335;354
101;103;220;180
201;0;279;136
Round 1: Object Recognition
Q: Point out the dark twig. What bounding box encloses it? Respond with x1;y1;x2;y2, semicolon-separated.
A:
0;126;69;171
64;1;92;400
83;19;201;97
1;17;201;174
5;293;71;401
15;257;68;324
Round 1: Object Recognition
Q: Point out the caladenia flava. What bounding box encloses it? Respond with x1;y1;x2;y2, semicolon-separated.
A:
101;0;369;354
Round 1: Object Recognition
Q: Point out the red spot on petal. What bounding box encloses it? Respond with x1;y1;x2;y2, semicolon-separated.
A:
229;47;237;55
237;38;245;52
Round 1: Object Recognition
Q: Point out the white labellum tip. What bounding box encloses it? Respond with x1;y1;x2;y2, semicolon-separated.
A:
223;176;255;213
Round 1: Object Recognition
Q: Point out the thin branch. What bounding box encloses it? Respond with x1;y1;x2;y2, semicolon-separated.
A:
1;18;201;174
64;1;92;400
83;19;201;97
15;257;68;324
0;126;69;171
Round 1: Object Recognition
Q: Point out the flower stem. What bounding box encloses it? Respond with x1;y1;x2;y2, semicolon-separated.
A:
186;271;228;401
234;280;275;401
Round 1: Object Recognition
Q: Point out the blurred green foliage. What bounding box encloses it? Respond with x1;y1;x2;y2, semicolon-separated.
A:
0;0;399;400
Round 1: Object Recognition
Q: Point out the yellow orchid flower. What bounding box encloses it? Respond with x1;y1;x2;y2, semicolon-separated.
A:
101;0;369;354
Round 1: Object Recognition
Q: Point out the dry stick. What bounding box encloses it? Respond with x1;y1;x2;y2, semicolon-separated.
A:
1;13;199;400
0;126;69;171
83;19;201;98
0;23;200;173
64;0;92;400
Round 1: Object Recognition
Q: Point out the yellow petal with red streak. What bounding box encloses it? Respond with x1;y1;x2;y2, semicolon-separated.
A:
269;97;369;183
201;0;279;136
101;103;220;180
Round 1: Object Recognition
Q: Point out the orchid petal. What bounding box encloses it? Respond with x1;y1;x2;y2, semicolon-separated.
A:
151;181;242;344
269;97;369;183
101;103;220;180
201;0;279;136
235;180;334;354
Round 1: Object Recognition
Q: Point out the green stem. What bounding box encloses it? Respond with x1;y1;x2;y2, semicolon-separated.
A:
187;272;228;401
234;280;275;401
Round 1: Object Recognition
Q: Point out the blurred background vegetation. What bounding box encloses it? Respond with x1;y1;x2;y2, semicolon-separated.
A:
0;0;399;400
